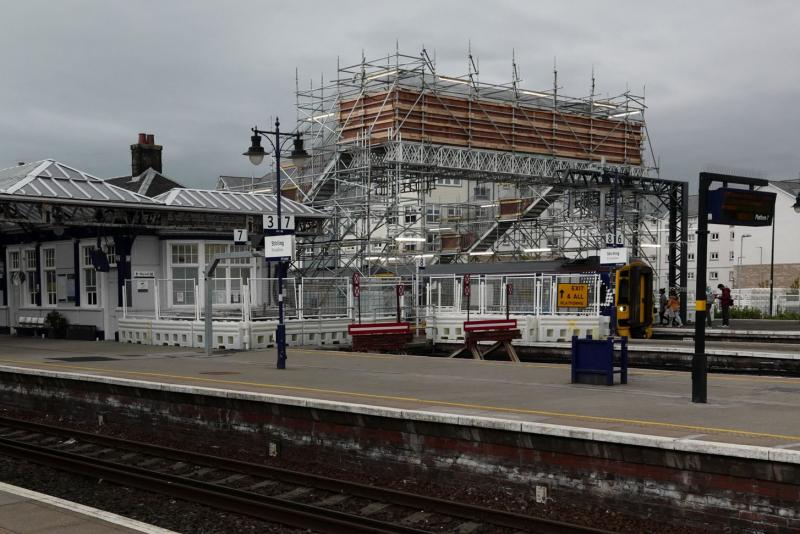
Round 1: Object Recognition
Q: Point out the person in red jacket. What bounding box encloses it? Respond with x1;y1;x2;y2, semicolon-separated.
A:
716;284;734;327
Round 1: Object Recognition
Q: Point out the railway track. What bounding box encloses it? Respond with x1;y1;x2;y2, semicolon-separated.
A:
0;416;609;534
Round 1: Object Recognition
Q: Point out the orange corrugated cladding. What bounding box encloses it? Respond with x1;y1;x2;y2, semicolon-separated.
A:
338;89;643;166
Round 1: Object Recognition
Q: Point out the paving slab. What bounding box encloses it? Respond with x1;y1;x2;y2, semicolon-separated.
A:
0;482;173;533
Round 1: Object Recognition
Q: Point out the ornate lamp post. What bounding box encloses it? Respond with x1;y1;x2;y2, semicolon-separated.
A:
243;118;309;369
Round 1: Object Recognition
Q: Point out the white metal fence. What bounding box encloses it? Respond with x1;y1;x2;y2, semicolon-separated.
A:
731;288;800;314
426;273;601;317
124;272;601;322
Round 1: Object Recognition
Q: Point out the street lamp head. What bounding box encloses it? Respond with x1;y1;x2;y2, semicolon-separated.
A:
290;136;310;170
793;193;800;214
243;133;265;166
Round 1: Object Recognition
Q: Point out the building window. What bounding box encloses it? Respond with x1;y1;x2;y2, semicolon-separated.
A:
710;232;719;241
426;205;440;223
386;207;398;225
43;248;56;306
445;206;462;221
473;186;489;200
436;177;461;187
688;233;696;242
687;272;695;280
687;252;695;261
426;234;441;251
82;246;98;306
728;271;735;281
730;231;735;241
709;271;719;280
24;250;38;306
404;206;418;224
729;251;735;261
710;252;719;261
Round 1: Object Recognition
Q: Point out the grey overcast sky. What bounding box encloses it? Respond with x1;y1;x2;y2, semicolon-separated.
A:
1;1;798;190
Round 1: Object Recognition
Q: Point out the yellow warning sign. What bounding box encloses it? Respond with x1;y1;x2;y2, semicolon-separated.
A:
557;283;589;308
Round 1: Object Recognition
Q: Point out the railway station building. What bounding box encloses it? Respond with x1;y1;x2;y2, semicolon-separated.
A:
0;136;325;344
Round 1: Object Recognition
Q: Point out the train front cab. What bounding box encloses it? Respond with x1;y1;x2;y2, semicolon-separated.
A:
614;261;654;339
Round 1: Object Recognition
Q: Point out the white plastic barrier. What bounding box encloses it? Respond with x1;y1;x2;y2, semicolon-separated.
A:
426;313;609;345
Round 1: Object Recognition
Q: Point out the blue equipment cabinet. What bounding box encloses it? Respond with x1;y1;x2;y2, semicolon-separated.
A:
571;335;628;386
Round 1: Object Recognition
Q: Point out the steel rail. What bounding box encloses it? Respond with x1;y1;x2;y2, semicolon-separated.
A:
0;416;610;534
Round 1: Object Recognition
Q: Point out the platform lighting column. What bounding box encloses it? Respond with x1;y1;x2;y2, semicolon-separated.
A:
244;118;309;369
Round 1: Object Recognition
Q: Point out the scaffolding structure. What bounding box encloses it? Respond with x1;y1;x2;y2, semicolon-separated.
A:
277;48;685;306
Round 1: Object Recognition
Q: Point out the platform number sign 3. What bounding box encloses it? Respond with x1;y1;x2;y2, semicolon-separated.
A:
263;214;295;231
233;229;248;245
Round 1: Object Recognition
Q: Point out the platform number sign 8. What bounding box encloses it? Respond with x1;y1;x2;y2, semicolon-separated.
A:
263;214;295;231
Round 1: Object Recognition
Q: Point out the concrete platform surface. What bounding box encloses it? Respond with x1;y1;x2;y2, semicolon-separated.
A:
0;481;174;534
655;318;800;332
1;336;800;452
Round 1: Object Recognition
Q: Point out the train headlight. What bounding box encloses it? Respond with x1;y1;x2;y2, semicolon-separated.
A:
618;305;626;312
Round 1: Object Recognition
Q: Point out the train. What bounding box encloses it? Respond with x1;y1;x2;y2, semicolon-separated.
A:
614;260;654;339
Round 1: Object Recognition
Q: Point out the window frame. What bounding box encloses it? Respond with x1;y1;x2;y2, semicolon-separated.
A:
81;245;99;307
42;247;57;306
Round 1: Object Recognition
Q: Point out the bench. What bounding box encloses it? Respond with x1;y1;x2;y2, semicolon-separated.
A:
16;316;46;336
348;322;412;352
450;319;522;361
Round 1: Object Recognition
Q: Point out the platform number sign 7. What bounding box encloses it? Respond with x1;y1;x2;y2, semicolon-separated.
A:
233;229;248;245
263;214;295;231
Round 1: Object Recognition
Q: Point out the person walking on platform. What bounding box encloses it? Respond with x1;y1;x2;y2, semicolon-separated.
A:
666;291;682;327
658;288;668;326
717;284;733;327
705;286;715;327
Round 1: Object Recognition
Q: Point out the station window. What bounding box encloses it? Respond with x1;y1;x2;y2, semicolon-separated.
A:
171;243;198;264
204;243;253;305
729;251;735;261
8;250;19;271
82;246;98;306
688;233;696;242
103;243;117;266
436;177;461;187
426;233;441;251
687;252;695;261
24;249;38;306
728;271;735;281
710;232;719;241
43;248;56;306
687;272;695;280
404;206;418;224
730;231;735;241
709;271;719;280
710;252;719;261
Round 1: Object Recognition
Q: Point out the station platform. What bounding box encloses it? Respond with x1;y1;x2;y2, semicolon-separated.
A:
0;481;172;533
1;336;799;452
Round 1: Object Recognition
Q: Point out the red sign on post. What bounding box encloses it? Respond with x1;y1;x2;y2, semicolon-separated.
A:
396;284;405;297
352;272;361;298
506;283;513;295
463;274;471;297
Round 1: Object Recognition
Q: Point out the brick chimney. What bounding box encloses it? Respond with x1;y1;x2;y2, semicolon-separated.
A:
130;132;163;176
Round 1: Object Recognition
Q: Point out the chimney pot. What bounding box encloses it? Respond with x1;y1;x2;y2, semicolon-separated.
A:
131;132;162;176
